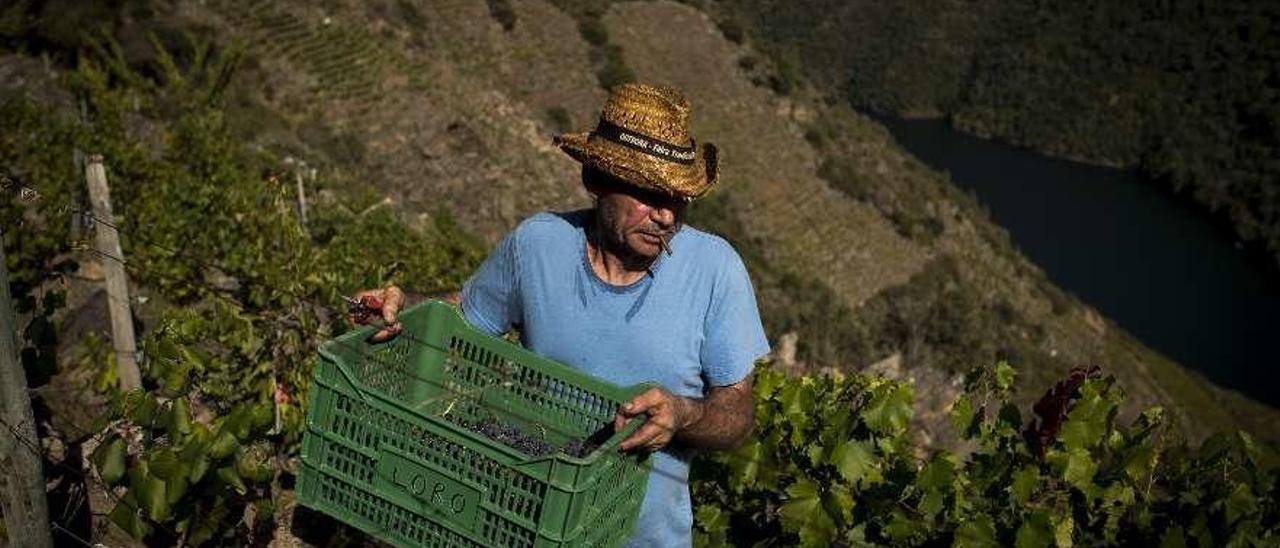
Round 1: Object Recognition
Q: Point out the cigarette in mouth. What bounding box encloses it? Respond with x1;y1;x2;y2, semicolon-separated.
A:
658;234;673;256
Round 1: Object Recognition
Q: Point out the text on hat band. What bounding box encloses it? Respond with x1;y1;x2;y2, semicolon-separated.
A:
593;120;697;165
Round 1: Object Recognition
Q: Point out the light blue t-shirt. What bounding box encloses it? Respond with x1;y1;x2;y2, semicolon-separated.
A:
461;210;770;547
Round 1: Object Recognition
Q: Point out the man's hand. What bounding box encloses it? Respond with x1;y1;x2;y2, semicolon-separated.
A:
613;386;701;453
613;376;754;454
350;286;405;342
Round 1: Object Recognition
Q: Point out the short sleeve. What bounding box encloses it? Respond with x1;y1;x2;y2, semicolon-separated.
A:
700;250;770;387
461;229;522;336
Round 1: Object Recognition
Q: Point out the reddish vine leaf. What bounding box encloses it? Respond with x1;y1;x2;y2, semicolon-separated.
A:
1024;366;1102;458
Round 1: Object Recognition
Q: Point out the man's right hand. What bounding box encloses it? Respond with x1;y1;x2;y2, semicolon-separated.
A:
350;286;405;342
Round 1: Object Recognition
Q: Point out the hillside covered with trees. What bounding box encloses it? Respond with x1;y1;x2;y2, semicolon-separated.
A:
710;0;1280;266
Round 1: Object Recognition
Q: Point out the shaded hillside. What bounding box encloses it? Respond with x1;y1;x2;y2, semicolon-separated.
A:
708;0;1280;268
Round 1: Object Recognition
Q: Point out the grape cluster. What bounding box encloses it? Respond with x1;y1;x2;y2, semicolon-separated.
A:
462;418;614;458
560;439;594;459
471;419;555;457
560;424;614;458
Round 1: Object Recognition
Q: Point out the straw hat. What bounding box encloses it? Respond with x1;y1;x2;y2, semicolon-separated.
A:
555;83;718;200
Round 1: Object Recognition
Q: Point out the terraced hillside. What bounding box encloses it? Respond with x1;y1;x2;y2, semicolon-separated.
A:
600;1;1278;442
183;0;1280;443
208;0;392;115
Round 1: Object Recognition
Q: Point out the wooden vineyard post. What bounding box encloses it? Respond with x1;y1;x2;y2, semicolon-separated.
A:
295;169;309;227
0;225;55;548
69;148;85;241
84;155;142;391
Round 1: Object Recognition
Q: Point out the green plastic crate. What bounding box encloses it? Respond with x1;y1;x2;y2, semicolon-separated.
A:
297;300;652;547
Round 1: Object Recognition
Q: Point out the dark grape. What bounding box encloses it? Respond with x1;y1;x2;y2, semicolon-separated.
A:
1024;365;1103;458
559;424;614;458
561;440;590;458
464;418;554;457
458;417;613;459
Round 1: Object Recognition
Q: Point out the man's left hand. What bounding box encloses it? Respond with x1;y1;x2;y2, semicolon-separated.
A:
614;387;702;453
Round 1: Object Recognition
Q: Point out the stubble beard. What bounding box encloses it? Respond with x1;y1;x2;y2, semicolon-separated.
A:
592;203;662;270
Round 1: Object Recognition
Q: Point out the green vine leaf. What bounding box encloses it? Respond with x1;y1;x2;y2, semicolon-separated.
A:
694;505;729;539
165;469;190;506
951;394;977;437
95;436;128;485
825;485;855;524
917;455;956;491
1011;465;1038;504
955;514;999;548
1053;513;1074;548
830;440;875;486
149;449;180;480
1225;483;1258;525
138;472;170;522
1059;383;1112;451
779;380;817;435
1016;511;1054;548
994;361;1017;391
725;439;761;490
189;455;211;484
861;383;913;435
167;397;193;438
108;495;151;540
216;466;248;496
1048;448;1098;498
208;430;239;460
780;478;838;547
883;510;916;543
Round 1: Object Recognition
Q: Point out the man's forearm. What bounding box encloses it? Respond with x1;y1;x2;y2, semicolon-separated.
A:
673;382;754;451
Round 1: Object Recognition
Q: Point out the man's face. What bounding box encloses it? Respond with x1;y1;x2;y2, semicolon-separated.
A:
584;167;687;261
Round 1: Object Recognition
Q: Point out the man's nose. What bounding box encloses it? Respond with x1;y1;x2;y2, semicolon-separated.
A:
649;204;676;228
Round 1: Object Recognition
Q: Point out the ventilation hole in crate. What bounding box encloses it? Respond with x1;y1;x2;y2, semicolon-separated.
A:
353;339;415;402
320;439;375;483
483;510;536;546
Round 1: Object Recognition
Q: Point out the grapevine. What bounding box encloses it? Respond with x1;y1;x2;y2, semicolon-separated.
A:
689;362;1279;547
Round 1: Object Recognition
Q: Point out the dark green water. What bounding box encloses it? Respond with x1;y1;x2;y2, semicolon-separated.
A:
875;115;1280;406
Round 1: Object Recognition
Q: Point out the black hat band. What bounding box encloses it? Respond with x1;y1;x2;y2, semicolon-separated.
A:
592;119;696;165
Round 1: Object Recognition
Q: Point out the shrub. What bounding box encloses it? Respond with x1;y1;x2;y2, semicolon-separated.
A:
719;16;744;43
577;17;608;46
597;45;634;90
485;0;517;32
395;0;425;33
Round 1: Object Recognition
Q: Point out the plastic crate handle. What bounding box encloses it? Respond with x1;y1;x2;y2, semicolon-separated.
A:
609;381;657;445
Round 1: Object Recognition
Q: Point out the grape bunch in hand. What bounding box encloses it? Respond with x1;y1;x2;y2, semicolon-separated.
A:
348;286;405;342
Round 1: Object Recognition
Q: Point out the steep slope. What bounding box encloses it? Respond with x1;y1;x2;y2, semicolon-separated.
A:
603;3;932;307
603;1;1279;442
173;0;1278;443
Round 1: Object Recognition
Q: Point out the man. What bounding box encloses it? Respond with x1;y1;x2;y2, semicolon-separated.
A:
356;83;769;546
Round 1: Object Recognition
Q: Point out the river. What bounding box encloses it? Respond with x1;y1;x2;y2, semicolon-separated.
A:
873;115;1280;406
